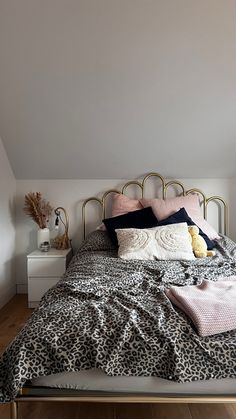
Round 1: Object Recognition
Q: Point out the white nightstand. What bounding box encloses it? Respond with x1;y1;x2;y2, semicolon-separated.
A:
27;248;72;308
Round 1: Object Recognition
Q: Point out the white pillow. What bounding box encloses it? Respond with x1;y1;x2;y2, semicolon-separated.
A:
115;223;195;261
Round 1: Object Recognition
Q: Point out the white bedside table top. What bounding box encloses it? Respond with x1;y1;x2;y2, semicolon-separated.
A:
27;248;72;258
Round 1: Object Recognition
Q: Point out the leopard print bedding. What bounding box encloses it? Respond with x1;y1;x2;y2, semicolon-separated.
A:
1;231;236;402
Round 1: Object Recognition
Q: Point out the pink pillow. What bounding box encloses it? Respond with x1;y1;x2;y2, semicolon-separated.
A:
112;193;142;217
140;195;220;240
97;193;142;231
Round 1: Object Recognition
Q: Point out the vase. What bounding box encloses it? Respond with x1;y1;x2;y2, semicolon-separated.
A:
37;228;50;249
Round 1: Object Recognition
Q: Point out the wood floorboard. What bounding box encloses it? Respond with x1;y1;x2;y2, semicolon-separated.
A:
152;403;193;419
226;404;236;418
0;403;10;419
189;403;236;419
0;295;236;419
115;403;153;419
17;402;115;419
0;295;33;355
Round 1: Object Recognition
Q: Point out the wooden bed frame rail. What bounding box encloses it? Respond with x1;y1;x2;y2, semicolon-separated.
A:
10;392;236;419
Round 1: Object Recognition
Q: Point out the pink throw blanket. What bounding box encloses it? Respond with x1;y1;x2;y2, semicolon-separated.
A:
166;276;236;336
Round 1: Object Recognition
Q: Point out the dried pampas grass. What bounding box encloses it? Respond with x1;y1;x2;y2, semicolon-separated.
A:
24;192;53;229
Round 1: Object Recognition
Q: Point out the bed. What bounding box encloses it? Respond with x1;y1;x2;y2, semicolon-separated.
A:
1;172;236;419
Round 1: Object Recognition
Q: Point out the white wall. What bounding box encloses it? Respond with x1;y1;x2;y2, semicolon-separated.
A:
0;138;16;308
16;177;234;293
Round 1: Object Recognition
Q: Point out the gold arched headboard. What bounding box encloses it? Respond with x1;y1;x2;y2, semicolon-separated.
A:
82;172;228;239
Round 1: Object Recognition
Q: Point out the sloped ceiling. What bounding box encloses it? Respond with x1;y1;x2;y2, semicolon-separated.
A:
0;0;236;179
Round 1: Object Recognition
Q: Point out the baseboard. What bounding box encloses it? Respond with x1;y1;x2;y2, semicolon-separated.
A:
0;285;16;309
17;284;28;294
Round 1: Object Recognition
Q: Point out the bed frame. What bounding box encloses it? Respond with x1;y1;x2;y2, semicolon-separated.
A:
10;172;232;418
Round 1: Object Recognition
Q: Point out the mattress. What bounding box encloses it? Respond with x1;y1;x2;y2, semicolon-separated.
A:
31;369;236;395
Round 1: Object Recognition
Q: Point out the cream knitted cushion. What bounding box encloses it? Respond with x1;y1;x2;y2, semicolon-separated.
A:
116;223;195;261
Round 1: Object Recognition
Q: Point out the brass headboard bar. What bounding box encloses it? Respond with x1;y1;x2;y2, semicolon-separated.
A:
164;181;185;198
82;191;121;238
206;196;228;236
121;181;143;196
102;189;121;218
82;197;103;240
102;190;121;201
186;188;207;200
142;172;165;199
82;172;228;239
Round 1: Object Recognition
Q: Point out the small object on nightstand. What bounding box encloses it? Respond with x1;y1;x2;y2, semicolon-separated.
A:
39;241;50;252
27;248;72;308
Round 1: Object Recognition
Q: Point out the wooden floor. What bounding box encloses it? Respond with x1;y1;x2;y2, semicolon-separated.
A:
0;295;236;419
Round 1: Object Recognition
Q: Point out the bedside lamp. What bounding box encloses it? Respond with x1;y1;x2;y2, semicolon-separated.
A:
52;207;71;250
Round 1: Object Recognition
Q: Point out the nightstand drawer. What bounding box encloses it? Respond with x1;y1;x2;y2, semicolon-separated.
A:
28;258;66;277
28;277;60;301
27;248;72;308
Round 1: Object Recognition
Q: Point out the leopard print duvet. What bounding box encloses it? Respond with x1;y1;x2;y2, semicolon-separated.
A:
1;231;236;402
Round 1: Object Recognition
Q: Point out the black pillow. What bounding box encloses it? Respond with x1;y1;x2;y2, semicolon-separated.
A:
157;207;215;250
103;207;158;246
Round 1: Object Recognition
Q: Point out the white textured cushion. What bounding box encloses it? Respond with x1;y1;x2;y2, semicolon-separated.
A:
116;223;195;261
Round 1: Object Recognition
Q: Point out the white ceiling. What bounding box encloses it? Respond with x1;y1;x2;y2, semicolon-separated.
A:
0;0;236;179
